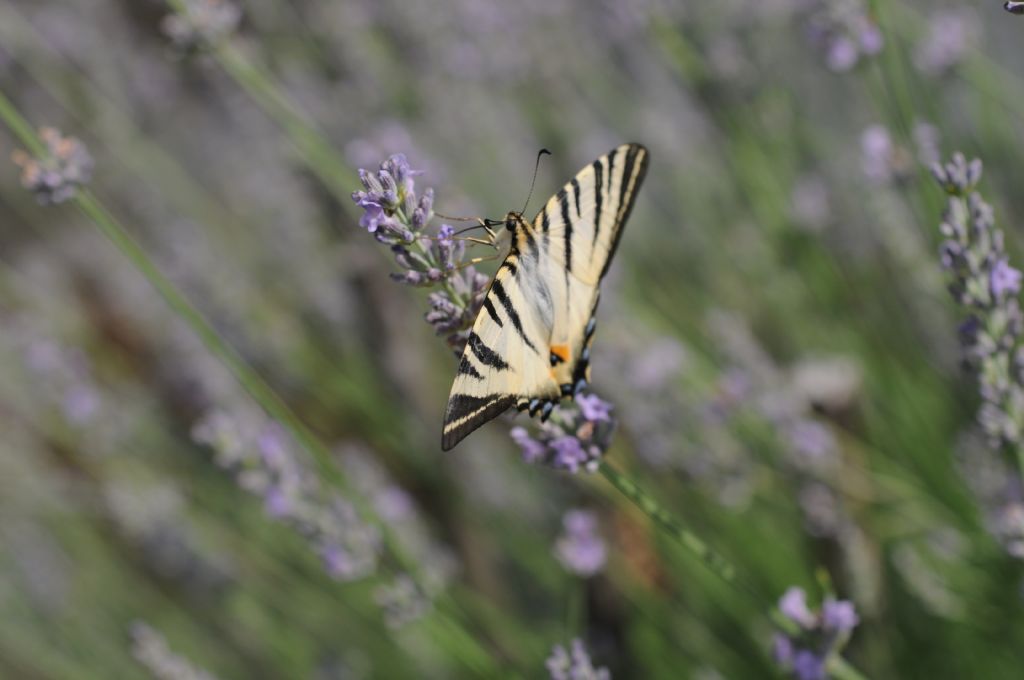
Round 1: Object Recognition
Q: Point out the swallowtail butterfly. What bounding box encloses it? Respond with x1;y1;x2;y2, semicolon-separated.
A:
442;143;649;450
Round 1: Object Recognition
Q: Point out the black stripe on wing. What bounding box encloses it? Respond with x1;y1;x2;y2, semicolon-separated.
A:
558;187;574;275
599;143;648;279
468;332;510;370
490;279;539;353
441;393;516;450
592;157;605;246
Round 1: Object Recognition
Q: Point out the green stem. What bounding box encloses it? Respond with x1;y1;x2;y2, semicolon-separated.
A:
598;461;739;587
566;577;586;638
830;656;870;680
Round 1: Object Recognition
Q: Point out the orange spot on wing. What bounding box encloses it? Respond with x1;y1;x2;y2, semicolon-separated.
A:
550;344;570;363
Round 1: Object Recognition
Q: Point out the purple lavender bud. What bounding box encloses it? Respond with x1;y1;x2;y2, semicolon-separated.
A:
779;587;816;628
858;24;884;55
411;188;434;231
792;650;826;680
554;510;607;577
773;633;794;665
550;436;589;473
576;393;613;423
1008;1;1024;14
991;259;1023;298
826;36;858;72
821;598;860;633
264;486;292;518
511;426;547;463
391;270;426;286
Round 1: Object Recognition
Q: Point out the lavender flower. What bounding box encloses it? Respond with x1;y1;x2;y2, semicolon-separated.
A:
546;639;611;680
774;587;859;680
914;10;977;76
11;127;93;204
931;154;1024;451
554;510;607;577
351;153;489;353
509;394;616;473
192;410;380;581
1008;1;1024;15
803;0;884;73
130;622;220;680
161;0;241;52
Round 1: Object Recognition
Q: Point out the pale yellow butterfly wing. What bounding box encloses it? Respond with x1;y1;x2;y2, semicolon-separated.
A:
441;143;649;450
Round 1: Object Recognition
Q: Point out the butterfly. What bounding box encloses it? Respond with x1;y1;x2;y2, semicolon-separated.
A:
441;143;649;451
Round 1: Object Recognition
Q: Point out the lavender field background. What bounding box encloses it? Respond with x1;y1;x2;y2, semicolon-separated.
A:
2;1;1024;678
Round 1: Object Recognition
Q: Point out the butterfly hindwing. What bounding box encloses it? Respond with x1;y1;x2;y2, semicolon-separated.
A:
441;143;649;450
442;261;558;450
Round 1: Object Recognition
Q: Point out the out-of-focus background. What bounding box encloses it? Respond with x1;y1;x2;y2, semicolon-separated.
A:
2;0;1024;678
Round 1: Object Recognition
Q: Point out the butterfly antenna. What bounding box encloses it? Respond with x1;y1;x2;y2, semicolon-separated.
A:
520;148;552;217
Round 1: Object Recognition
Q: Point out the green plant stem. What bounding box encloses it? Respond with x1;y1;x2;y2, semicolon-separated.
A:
598;461;739;587
830;656;870;680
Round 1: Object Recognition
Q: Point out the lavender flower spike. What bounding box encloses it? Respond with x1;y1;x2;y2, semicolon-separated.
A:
932;154;1024;454
773;587;859;680
1006;2;1024;15
350;153;488;353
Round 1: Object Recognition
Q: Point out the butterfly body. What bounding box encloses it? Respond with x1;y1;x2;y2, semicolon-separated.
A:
442;143;649;451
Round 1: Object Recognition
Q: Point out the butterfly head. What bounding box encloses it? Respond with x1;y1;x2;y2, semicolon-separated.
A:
503;211;527;233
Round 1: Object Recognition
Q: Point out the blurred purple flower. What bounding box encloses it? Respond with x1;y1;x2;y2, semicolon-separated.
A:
804;0;884;73
1008;1;1024;15
779;587;816;628
511;426;547;463
192;408;381;582
821;598;860;633
546;639;611;680
774;587;859;680
914;10;977;76
554;510;607;577
576;393;613;422
786;419;838;471
11;127;93;205
550;436;589;472
792;651;826;680
990;259;1022;299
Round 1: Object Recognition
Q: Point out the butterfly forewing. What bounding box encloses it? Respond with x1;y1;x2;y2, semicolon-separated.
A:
441;143;649;450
